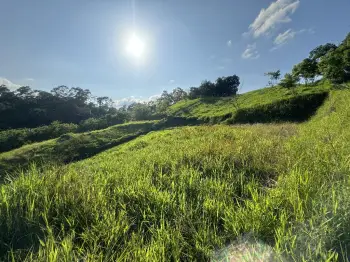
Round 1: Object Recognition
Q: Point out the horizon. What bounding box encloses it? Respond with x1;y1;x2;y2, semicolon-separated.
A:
1;0;349;107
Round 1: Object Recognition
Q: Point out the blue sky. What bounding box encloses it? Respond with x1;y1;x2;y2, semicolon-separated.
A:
1;0;349;106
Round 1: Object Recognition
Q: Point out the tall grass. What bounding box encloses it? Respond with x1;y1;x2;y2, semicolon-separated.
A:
0;89;349;261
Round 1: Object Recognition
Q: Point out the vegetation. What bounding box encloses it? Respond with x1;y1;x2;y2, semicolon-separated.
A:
188;75;240;99
0;31;350;261
0;121;159;178
0;121;78;153
279;73;300;89
0;89;350;261
228;91;328;124
316;34;350;84
292;58;319;85
168;83;330;120
0;85;117;130
0;117;204;177
0;116;147;153
264;70;281;88
309;43;338;61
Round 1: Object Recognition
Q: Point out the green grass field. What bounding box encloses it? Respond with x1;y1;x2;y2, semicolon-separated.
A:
1;87;350;261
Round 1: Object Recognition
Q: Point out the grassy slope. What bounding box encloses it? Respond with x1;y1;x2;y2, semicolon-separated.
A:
1;88;350;261
0;121;159;178
168;83;330;119
0;83;330;178
0;122;78;153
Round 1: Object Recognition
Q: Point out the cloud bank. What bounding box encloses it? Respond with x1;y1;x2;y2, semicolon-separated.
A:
0;77;21;90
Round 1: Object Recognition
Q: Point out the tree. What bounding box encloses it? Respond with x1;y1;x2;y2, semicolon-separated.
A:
341;34;350;77
171;87;187;102
15;86;34;99
309;43;337;61
199;80;216;96
264;70;281;87
155;91;173;113
215;75;240;96
69;87;91;106
188;87;201;99
0;85;10;96
0;83;117;130
319;51;347;84
280;73;300;89
51;85;70;98
97;96;113;108
317;33;350;84
292;59;319;85
128;103;153;121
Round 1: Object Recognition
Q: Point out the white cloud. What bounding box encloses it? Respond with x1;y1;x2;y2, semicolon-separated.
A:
246;0;300;38
274;28;297;45
0;77;21;90
114;94;160;108
227;40;232;47
169;80;175;84
25;78;35;82
242;43;260;59
271;28;315;51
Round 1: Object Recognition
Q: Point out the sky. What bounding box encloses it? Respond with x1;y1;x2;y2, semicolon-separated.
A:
1;0;350;106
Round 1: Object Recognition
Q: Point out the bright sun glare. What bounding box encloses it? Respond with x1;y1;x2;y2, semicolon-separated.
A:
126;34;145;58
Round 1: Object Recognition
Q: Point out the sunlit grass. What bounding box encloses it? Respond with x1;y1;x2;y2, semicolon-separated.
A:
0;88;350;261
0;120;159;178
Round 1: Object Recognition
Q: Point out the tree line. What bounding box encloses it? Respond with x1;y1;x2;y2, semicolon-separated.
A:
0;74;240;130
265;33;350;89
0;85;117;130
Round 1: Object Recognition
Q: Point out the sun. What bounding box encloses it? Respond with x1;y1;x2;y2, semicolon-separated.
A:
126;34;145;58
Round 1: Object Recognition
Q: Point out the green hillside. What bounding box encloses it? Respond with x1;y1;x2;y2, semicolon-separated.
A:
0;83;329;179
1;88;350;261
0;121;159;178
0;117;202;178
168;83;331;122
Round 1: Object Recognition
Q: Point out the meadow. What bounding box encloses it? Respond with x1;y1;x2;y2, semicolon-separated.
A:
1;88;350;261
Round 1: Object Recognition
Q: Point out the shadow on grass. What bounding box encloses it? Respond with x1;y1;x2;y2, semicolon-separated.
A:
0;117;204;181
